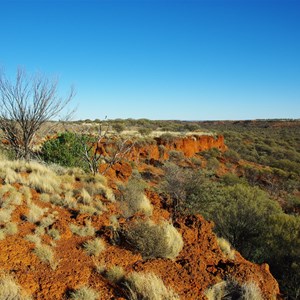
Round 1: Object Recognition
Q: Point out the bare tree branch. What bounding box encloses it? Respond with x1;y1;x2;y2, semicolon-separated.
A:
0;68;75;160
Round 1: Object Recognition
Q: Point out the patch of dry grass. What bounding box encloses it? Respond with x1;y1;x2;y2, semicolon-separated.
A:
27;203;47;223
0;274;32;300
83;238;106;256
70;221;95;237
124;272;179;300
217;237;235;260
123;220;183;259
69;286;99;300
33;243;57;269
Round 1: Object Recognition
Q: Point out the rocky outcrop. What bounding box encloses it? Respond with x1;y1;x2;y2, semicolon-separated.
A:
131;214;281;299
128;135;227;161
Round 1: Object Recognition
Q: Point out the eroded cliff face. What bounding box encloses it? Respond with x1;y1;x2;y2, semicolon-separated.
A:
129;135;227;161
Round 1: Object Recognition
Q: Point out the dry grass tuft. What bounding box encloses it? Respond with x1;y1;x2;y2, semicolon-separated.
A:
33;243;57;269
242;282;263;300
123;220;183;259
83;238;106;256
70;221;95;237
27;203;47;223
47;228;60;240
27;172;60;194
69;286;99;300
205;279;263;300
104;266;125;284
4;222;18;235
0;274;32;300
0;208;13;223
78;189;92;205
124;272;179;300
217;237;235;260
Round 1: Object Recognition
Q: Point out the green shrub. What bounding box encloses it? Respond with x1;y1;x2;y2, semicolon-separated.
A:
168;150;185;161
211;184;282;258
41;132;90;171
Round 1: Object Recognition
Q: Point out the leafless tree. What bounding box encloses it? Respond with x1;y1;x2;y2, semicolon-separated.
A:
0;68;74;160
79;122;134;175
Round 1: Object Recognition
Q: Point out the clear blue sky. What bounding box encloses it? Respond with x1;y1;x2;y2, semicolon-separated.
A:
0;0;299;120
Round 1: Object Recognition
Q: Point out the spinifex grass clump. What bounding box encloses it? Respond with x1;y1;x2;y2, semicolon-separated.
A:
123;219;183;259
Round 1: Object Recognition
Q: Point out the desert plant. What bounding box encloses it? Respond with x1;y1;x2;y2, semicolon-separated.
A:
70;221;95;237
33;243;56;269
0;208;13;223
168;150;185;161
27;171;60;194
47;228;60;240
123;220;183;259
0;229;6;240
50;194;65;206
104;266;125;283
205;281;226;300
79;205;98;216
83;238;105;256
69;286;99;300
217;237;235;260
0;274;32;300
27;203;47;223
78;189;92;205
19;186;31;203
3;168;25;184
205;279;263;300
39;193;50;203
4;222;18;235
0;68;74;160
120;177;152;218
124;272;179;300
242;282;263;300
25;234;42;244
40;214;56;228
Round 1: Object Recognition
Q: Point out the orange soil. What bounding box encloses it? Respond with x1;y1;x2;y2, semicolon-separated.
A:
0;135;283;299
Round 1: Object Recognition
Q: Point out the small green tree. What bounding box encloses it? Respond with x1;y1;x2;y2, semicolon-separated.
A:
41;132;89;170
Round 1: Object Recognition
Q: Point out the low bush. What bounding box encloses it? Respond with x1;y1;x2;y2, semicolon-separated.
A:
122;220;183;259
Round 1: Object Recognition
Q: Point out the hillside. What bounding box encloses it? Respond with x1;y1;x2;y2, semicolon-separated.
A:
0;131;289;299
